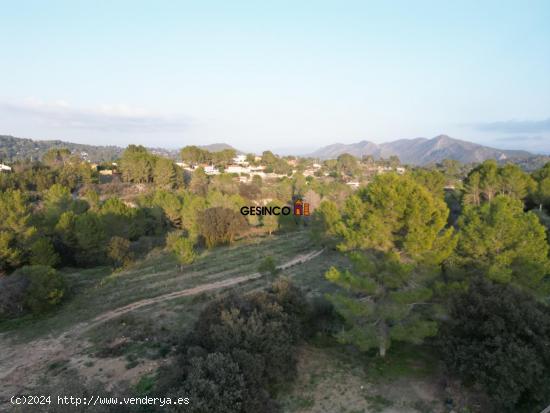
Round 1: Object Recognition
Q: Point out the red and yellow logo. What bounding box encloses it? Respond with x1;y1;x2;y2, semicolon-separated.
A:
293;199;310;216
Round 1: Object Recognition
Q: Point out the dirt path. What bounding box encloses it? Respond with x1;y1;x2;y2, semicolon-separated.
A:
0;249;324;401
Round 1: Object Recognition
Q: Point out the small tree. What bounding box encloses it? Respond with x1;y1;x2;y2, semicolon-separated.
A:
10;265;65;315
261;213;279;235
107;236;133;268
154;157;178;189
166;232;197;270
197;207;247;248
258;256;278;277
30;239;60;267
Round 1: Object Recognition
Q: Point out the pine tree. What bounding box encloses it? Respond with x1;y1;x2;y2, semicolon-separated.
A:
322;174;452;357
532;162;550;210
189;167;209;196
154;157;178;188
326;252;438;357
454;195;550;293
166;232;196;270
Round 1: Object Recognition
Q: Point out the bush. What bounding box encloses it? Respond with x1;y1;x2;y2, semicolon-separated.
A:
17;265;65;315
29;238;60;267
258;256;277;276
158;279;308;413
440;277;550;412
107;236;133;268
197;207;247;248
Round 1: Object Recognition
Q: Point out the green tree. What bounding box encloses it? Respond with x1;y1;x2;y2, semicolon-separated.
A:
320;174;455;357
212;149;237;167
13;265;65;314
454;195;550;293
441;278;550;412
463;161;534;206
326;252;438;357
98;197;136;239
0;190;36;271
74;212;107;266
42;184;74;229
310;200;341;247
42;148;71;167
532;162;550;210
258;256;278;277
181;145;211;165
335;153;359;177
197;207;247;248
107;236;133;268
337;174;455;264
29;239;60;267
411;169;446;199
261;213;279;235
497;163;535;199
119;145;154;183
166;232;197;270
189;167;209;196
154;157;178;188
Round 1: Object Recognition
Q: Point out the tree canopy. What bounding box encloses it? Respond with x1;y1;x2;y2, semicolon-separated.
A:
454;195;550;293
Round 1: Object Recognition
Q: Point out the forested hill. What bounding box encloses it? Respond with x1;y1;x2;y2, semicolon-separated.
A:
0;135;124;162
0;135;243;163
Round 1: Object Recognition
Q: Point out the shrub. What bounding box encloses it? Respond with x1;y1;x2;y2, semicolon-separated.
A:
440;277;550;412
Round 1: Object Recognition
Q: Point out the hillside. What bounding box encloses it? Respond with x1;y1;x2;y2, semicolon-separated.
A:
0;135;124;162
0;135;243;162
0;233;473;412
309;135;532;165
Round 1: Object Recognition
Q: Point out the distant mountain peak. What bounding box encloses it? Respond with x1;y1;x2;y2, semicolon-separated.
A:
308;135;532;165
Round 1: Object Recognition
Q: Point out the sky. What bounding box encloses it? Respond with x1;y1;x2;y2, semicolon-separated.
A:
1;0;549;153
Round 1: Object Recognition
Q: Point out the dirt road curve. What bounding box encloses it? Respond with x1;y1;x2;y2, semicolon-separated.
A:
0;249;324;401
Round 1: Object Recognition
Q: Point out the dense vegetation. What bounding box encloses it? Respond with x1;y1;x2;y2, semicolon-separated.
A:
2;143;550;412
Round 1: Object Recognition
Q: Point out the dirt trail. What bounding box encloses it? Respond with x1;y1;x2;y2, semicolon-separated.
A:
0;249;324;401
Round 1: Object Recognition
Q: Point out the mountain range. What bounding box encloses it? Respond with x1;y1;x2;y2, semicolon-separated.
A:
0;134;538;166
308;135;532;165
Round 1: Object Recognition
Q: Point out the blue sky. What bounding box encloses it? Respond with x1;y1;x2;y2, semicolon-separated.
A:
1;0;549;153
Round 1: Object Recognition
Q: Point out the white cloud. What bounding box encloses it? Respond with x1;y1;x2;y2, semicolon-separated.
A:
0;98;190;134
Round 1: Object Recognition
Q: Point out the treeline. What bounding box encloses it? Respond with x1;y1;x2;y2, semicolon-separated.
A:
0;135;123;163
313;162;550;412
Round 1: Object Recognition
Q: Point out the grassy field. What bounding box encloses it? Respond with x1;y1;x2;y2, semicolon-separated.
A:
0;230;324;342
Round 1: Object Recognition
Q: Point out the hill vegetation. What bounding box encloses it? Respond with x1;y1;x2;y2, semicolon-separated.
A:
1;142;550;412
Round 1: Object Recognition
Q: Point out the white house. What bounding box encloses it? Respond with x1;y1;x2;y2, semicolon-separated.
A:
204;165;220;175
0;163;12;172
226;165;250;174
233;154;248;165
